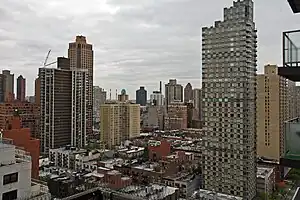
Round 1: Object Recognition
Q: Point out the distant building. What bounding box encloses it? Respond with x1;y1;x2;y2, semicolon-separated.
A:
184;83;193;103
136;86;147;106
256;167;275;197
164;102;187;130
118;89;129;102
16;75;26;102
3;114;40;179
100;101;140;149
192;88;202;120
0;74;6;103
165;79;183;106
93;86;106;123
2;70;14;101
150;91;164;106
142;106;165;131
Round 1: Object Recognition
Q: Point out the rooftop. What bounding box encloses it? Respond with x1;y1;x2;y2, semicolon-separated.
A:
257;167;274;179
120;184;178;200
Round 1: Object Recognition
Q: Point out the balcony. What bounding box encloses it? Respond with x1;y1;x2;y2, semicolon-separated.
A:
278;30;300;81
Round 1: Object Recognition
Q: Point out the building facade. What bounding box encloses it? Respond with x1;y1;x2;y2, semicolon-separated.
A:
2;70;14;101
0;102;40;139
16;75;26;102
3;115;40;179
202;0;257;199
118;89;129;102
136;86;147;106
165;79;183;106
184;83;193;103
257;65;294;162
164;102;187;131
100;102;140;149
0;74;6;103
39;57;88;154
192;88;202;120
68;36;94;138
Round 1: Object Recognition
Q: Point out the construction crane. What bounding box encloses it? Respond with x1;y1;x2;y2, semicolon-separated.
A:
43;49;57;67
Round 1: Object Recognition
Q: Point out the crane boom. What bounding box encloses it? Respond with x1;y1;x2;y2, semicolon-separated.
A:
43;50;51;67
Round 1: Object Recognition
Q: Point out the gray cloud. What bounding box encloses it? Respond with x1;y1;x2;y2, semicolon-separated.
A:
0;0;299;99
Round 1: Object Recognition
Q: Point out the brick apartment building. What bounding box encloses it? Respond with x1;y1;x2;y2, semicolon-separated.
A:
0;101;40;139
3;113;40;179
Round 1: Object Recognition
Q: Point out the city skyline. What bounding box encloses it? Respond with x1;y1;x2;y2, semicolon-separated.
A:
0;0;299;98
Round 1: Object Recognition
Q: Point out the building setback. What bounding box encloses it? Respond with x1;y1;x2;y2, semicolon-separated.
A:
39;57;88;154
202;0;257;199
17;75;26;102
136;86;147;106
68;36;94;138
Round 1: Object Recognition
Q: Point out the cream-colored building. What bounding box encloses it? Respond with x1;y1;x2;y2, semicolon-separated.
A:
257;64;295;161
100;101;140;149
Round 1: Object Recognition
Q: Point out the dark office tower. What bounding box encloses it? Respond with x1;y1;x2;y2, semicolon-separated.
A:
136;86;147;106
202;0;257;199
0;74;6;102
17;75;26;102
2;70;14;101
184;83;193;103
39;57;88;154
68;36;93;137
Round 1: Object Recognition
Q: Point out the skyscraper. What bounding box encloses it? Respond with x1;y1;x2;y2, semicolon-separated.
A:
39;57;88;154
93;86;107;123
0;74;6;102
17;75;26;102
2;70;14;101
202;0;257;199
184;83;193;103
136;86;147;106
68;36;93;137
165;79;183;106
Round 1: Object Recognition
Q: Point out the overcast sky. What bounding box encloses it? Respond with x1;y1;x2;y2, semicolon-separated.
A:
0;0;299;98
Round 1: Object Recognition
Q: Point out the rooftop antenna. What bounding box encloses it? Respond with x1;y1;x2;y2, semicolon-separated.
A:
109;89;111;100
159;81;162;93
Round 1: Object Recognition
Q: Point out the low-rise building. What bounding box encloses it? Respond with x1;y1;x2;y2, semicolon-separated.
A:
257;167;275;197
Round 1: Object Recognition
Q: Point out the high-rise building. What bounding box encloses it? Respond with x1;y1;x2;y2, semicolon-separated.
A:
2;70;14;101
0;74;6;102
165;79;183;106
150;91;164;106
202;0;257;199
136;86;147;106
68;35;94;137
100;101;140;149
257;65;295;162
93;86;107;123
118;89;129;102
16;75;26;102
35;77;40;105
184;83;193;103
39;57;88;154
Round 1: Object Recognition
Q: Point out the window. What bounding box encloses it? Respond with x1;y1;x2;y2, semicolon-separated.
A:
2;190;17;200
3;173;18;185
